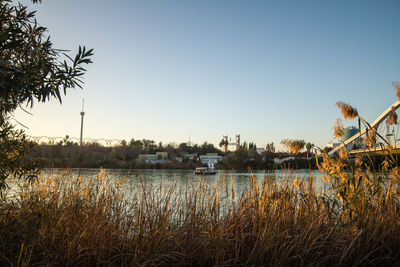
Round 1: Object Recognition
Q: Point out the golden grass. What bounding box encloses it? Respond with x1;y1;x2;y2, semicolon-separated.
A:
1;166;400;266
336;102;358;120
334;119;345;139
394;82;400;101
386;107;398;126
363;128;377;147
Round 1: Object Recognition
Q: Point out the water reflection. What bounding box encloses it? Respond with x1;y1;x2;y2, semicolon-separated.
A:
31;168;327;197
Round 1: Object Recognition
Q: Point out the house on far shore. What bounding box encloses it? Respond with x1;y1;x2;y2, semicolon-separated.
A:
256;148;265;154
199;153;223;166
183;153;197;160
137;152;168;164
156;152;168;160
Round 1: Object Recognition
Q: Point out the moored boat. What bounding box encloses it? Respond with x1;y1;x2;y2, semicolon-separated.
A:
194;163;216;175
194;167;216;175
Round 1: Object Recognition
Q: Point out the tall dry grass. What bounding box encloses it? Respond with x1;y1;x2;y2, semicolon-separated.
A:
1;165;400;266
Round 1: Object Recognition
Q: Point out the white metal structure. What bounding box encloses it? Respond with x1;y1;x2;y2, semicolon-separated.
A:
328;100;400;156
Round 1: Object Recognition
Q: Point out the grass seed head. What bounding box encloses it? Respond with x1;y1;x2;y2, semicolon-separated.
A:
386;108;398;126
355;155;363;167
336;102;358;120
339;148;348;160
363;128;376;147
334;119;345;139
393;82;400;101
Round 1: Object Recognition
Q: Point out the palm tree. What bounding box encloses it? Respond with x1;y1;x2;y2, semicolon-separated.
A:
306;142;314;157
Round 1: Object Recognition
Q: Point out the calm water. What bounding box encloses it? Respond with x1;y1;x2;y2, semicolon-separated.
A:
5;168;330;204
34;168;328;195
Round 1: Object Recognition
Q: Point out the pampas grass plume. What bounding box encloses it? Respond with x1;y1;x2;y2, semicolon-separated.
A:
336;101;358;120
334;119;345;139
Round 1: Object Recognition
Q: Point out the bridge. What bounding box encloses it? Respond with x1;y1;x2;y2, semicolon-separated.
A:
329;100;400;157
347;145;400;156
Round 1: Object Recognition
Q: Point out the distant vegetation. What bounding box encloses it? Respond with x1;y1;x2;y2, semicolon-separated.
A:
29;138;318;170
30;139;220;169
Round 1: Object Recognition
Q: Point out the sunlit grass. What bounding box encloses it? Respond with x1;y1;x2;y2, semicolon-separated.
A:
1;165;400;266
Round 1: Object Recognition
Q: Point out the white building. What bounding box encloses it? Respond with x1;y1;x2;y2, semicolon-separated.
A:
199;153;223;165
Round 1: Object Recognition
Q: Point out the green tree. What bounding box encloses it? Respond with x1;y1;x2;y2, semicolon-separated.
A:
0;0;93;189
129;139;143;151
120;140;127;147
265;142;275;153
306;142;314;156
0;123;37;190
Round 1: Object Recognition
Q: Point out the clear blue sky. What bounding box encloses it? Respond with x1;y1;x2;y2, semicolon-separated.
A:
14;0;400;150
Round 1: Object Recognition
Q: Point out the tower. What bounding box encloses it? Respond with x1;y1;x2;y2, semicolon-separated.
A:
235;134;240;150
80;99;85;146
222;135;228;152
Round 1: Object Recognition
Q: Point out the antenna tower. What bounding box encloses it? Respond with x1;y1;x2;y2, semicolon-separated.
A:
80;99;85;146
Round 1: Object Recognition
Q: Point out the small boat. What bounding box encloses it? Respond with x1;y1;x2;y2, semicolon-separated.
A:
194;163;217;175
194;167;216;175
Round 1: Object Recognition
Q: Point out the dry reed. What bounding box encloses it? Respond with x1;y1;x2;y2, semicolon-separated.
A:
386;108;398;126
1;166;400;266
334;119;345;139
393;82;400;101
363;128;377;147
336;102;358;120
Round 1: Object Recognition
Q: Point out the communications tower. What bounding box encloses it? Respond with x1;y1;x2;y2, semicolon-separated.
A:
236;134;240;150
80;99;85;146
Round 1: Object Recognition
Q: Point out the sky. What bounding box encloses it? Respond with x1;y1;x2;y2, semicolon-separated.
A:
13;0;400;150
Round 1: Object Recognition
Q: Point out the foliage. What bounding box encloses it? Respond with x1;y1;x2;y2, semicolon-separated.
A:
265;142;275;153
28;139;221;169
305;142;314;155
248;142;257;150
0;120;38;191
0;0;93;116
0;0;93;189
30;139;321;170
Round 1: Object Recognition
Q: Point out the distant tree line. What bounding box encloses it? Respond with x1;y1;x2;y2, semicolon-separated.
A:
30;138;221;169
219;142;318;170
30;138;319;170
